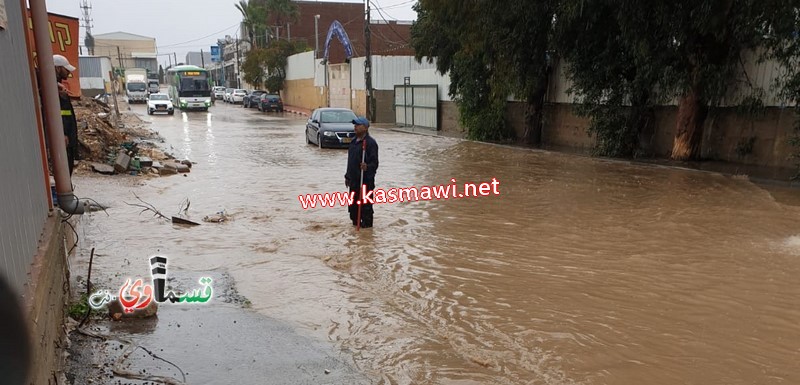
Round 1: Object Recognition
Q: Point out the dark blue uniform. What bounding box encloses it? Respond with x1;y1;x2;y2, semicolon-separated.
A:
59;92;78;175
345;134;379;227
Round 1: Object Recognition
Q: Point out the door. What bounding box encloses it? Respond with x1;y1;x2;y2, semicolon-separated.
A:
328;63;351;109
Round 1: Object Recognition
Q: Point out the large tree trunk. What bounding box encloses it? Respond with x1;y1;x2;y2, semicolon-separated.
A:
523;66;551;145
671;86;708;160
523;99;543;145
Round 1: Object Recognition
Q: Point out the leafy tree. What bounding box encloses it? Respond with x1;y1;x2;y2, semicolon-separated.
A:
242;40;308;92
761;3;800;177
555;1;667;157
242;48;268;89
412;0;554;142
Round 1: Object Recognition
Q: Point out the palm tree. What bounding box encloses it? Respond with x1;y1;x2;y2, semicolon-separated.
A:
235;0;269;48
265;0;299;41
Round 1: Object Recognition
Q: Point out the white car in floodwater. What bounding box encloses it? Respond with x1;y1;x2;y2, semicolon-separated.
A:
147;93;174;115
231;89;248;104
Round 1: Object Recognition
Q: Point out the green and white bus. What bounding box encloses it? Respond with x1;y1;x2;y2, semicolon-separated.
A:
166;65;212;111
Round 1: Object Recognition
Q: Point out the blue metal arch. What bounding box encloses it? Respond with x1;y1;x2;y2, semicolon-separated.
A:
323;20;355;61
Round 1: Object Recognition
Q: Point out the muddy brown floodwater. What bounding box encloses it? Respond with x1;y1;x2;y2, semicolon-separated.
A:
73;102;800;385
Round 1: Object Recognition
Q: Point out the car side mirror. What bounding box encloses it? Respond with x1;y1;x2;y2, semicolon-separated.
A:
312;119;319;124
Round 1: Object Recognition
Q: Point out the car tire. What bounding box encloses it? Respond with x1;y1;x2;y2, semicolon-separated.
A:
168;111;174;115
318;134;323;149
148;109;152;115
305;129;311;144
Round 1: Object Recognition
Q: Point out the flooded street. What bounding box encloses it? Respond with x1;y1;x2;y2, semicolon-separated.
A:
72;102;800;385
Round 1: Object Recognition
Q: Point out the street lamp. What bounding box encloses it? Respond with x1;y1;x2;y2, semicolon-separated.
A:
314;14;321;60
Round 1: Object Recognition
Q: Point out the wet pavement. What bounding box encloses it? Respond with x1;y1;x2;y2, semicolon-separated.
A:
67;101;800;384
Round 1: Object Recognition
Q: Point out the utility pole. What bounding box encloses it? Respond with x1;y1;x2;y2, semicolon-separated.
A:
235;37;241;88
117;46;124;69
314;15;320;59
173;53;178;66
201;48;205;68
218;39;226;87
80;0;94;54
365;0;373;121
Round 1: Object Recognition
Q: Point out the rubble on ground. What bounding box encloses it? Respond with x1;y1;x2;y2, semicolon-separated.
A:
71;95;184;177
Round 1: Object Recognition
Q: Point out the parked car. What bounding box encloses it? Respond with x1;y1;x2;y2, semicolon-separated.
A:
306;108;358;148
230;89;248;104
243;90;266;108
224;88;234;103
213;86;226;100
147;93;174;115
258;94;284;112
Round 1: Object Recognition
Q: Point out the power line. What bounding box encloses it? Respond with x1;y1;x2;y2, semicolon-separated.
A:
369;0;410;44
372;0;416;14
157;23;239;48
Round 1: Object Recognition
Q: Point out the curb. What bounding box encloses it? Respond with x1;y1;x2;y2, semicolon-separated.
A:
283;107;310;117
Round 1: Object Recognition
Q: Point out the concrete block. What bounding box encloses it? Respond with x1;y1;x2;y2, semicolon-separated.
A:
138;156;153;168
114;152;131;173
91;163;115;175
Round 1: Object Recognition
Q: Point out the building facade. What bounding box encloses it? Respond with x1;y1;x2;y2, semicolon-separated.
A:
263;1;414;63
91;31;158;73
186;51;212;68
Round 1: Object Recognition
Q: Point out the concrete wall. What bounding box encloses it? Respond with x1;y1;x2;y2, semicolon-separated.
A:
287;50;315;81
25;216;68;385
284;78;327;110
374;90;396;123
439;101;465;136
352;89;367;117
1;2;71;384
501;102;798;169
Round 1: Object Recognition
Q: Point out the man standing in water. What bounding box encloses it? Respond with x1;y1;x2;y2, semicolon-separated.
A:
345;117;379;228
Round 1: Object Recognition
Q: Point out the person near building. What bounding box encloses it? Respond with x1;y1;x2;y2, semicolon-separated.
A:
53;54;79;175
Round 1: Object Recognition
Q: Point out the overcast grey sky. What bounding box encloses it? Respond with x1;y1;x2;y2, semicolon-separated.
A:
45;0;416;68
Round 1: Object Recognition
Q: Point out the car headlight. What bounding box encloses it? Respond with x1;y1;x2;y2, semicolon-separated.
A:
323;131;337;137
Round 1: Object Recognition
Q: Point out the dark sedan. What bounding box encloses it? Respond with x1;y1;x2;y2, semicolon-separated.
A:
258;94;284;112
306;108;358;149
243;90;266;108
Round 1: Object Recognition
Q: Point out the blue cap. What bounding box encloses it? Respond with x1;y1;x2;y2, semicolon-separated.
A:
352;117;370;127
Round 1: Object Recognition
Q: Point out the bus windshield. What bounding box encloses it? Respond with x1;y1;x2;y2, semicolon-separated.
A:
178;74;210;92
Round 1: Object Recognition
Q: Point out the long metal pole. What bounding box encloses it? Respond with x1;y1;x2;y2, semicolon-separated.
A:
30;0;84;213
21;0;53;210
356;139;366;231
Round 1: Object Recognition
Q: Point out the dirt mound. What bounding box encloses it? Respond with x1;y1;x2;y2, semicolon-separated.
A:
73;96;126;162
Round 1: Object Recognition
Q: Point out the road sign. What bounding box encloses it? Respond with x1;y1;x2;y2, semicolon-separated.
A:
210;45;220;62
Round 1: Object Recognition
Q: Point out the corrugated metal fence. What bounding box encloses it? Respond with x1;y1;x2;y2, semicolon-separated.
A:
0;0;52;293
394;85;438;129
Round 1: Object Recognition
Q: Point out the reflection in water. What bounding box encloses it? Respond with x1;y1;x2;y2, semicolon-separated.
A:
74;103;800;385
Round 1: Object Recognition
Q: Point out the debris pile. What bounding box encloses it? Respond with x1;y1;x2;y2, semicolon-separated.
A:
72;96;125;162
71;96;185;177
